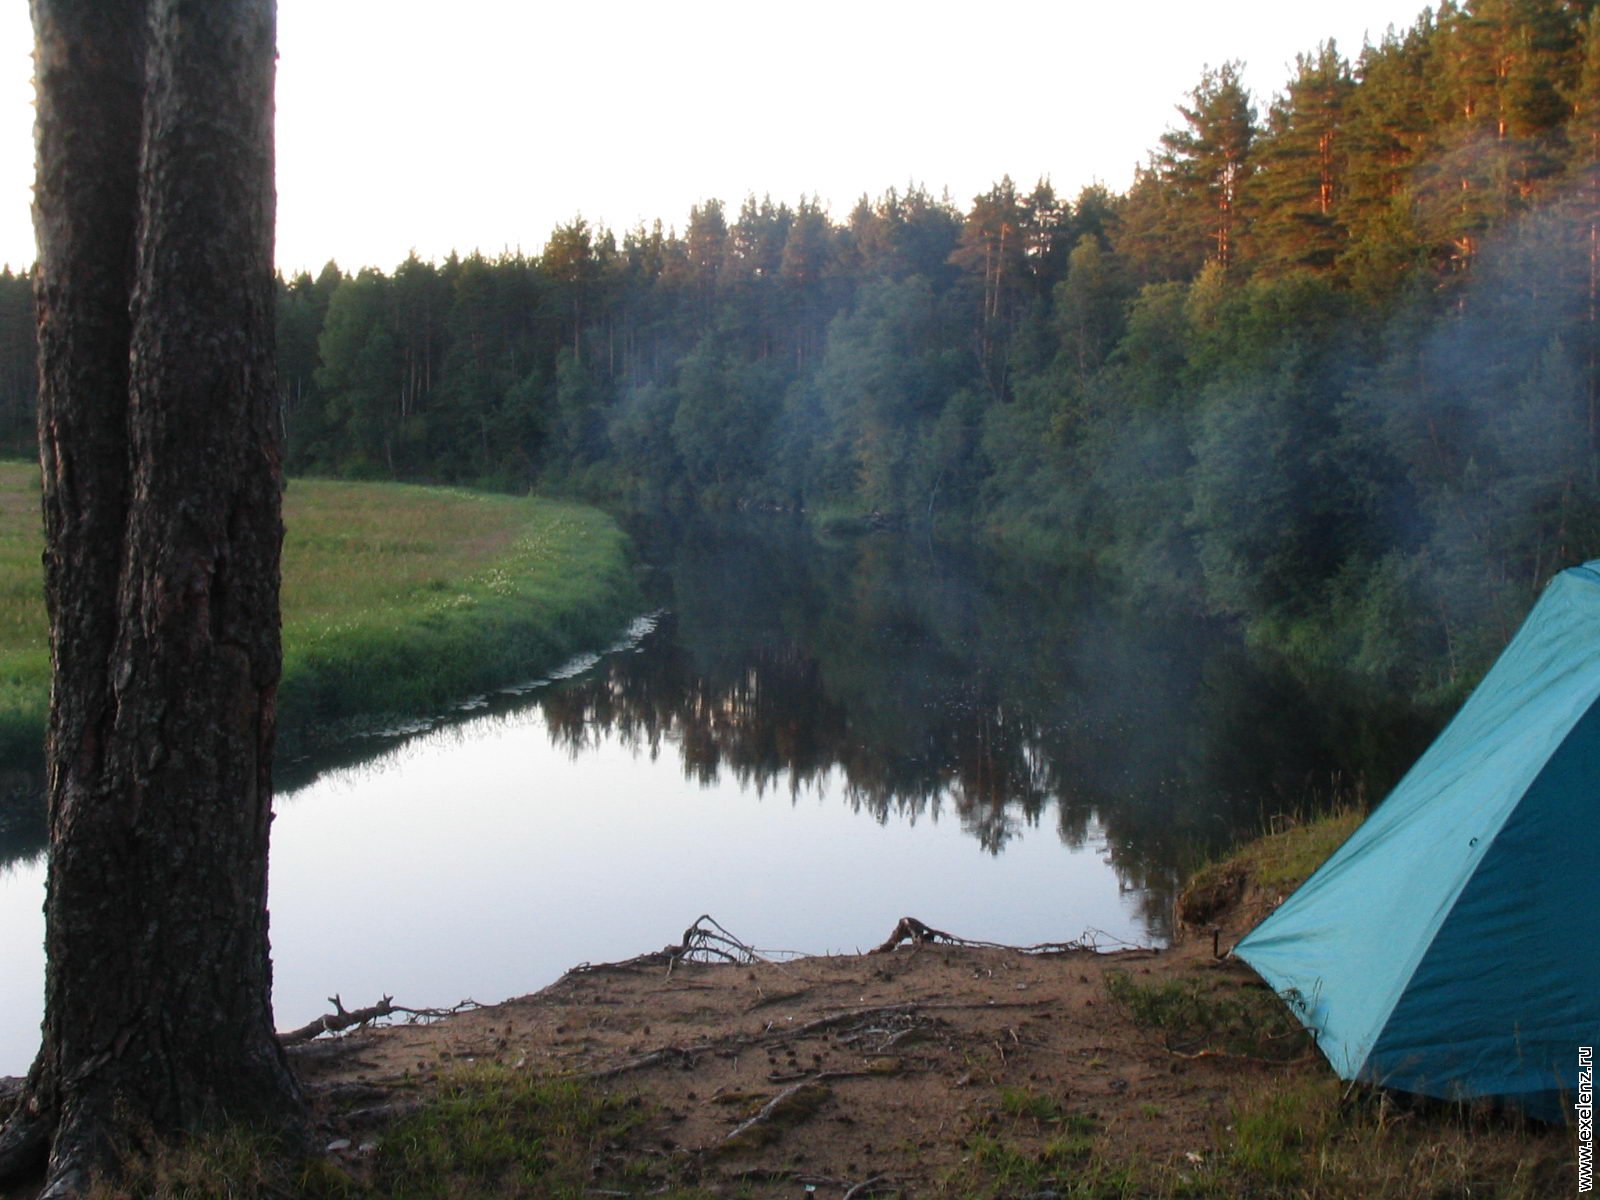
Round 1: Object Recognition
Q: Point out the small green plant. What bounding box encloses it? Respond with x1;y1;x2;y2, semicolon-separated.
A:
997;1085;1065;1123
953;1092;1103;1198
1228;1082;1328;1187
81;1124;361;1200
1104;970;1306;1060
372;1066;648;1200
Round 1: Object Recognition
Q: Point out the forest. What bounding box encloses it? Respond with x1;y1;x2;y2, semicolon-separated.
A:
1;0;1597;705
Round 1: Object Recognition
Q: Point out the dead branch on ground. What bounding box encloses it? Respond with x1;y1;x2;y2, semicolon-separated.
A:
712;1066;906;1155
668;914;765;969
870;915;1152;956
717;1079;832;1150
564;914;768;981
278;994;481;1046
583;1003;929;1083
842;1175;897;1200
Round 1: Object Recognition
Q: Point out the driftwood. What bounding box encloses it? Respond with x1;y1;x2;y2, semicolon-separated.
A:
870;914;1150;956
869;916;955;952
567;914;769;980
278;994;481;1046
571;913;1148;985
669;914;764;967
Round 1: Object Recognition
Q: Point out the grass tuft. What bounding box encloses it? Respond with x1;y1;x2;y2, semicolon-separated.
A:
82;1124;361;1200
1104;969;1307;1061
369;1067;669;1200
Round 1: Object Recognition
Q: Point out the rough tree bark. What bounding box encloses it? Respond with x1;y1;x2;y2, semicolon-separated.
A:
0;0;306;1193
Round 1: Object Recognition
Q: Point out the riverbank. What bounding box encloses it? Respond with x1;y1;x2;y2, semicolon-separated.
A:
273;479;639;760
290;814;1567;1199
0;467;641;768
11;812;1559;1200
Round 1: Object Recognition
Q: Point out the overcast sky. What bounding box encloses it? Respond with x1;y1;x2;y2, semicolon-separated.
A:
0;1;1432;275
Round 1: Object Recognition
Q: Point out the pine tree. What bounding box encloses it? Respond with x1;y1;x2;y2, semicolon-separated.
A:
1247;43;1357;274
0;2;306;1190
1156;63;1257;274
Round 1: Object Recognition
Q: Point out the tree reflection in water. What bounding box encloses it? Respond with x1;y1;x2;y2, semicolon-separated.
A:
0;517;1439;939
536;517;1437;936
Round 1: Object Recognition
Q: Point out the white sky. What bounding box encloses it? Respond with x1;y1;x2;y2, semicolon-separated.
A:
0;1;1432;276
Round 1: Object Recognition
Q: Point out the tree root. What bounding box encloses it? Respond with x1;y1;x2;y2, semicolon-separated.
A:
0;1101;50;1185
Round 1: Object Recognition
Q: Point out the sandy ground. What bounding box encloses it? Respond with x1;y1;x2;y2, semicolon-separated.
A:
2;904;1574;1197
290;915;1292;1196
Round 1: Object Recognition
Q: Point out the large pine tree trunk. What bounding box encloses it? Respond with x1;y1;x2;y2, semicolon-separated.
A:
0;1;306;1192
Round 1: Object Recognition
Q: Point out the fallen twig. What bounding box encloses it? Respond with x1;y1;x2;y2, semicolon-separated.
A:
714;1068;903;1155
339;1099;426;1126
842;1174;896;1200
585;1044;714;1081
1161;1040;1317;1066
719;1079;831;1149
583;1005;928;1083
304;1081;397;1106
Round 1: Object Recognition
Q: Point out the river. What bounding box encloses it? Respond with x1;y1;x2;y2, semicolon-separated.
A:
0;518;1435;1075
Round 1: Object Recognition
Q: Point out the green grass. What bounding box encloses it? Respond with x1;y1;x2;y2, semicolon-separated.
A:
83;1125;362;1200
371;1067;666;1200
0;464;641;766
1176;806;1365;928
77;1068;718;1200
1215;1075;1571;1200
1214;807;1364;897
943;1091;1116;1199
0;463;48;765
1103;969;1308;1060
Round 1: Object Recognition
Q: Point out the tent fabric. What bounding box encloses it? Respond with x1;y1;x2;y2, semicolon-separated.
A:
1235;562;1600;1122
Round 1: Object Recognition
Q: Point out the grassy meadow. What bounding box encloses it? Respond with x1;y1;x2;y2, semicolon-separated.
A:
0;462;639;766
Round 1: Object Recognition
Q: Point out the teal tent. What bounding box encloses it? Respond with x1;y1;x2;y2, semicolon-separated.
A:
1236;561;1600;1122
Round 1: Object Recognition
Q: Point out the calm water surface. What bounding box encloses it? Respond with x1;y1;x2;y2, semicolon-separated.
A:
0;520;1433;1075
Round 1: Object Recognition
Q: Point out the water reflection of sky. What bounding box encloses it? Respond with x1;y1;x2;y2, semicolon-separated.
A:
0;523;1437;1077
0;697;1148;1076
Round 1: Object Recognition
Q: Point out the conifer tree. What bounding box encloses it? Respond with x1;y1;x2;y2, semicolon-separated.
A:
1156;63;1257;274
1247;43;1357;274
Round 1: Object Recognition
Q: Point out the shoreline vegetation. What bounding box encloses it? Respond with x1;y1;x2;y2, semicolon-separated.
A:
0;462;641;771
3;808;1561;1200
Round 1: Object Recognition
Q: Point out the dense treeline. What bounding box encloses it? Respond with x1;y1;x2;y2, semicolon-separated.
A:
1;0;1598;701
